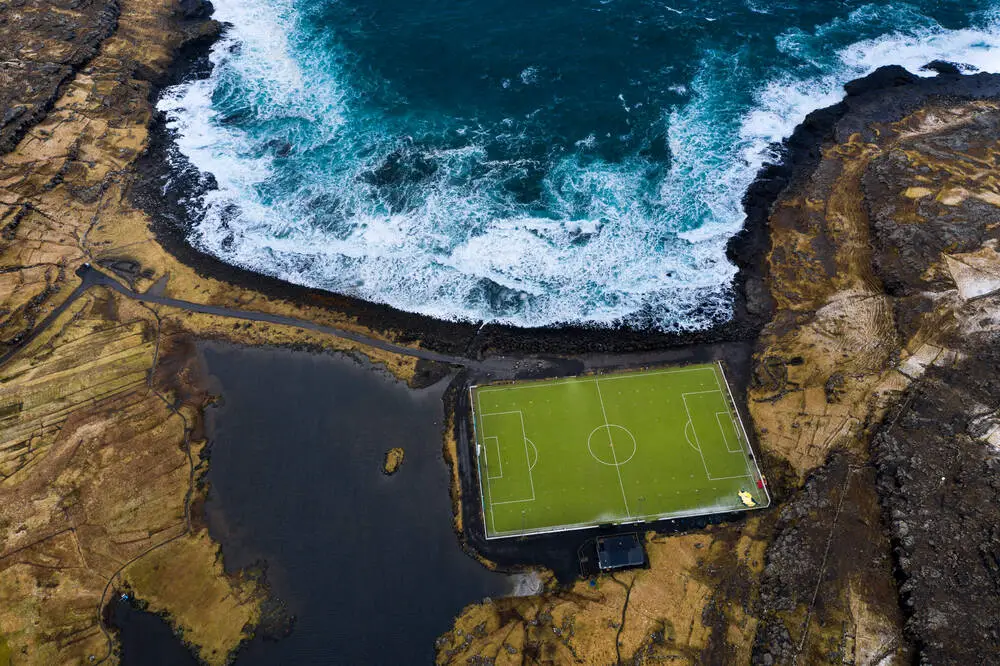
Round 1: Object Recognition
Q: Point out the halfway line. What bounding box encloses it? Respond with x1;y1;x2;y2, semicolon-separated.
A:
594;378;631;518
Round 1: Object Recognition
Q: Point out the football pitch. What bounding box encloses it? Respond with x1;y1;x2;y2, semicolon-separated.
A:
471;362;770;539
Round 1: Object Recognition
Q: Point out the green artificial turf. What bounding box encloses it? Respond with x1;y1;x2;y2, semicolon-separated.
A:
471;362;769;538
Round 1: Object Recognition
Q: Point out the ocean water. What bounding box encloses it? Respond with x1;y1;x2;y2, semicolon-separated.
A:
161;0;1000;330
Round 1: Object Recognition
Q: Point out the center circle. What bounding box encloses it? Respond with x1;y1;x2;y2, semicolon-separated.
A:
587;424;637;466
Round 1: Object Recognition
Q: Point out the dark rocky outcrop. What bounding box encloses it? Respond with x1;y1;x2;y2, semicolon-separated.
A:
873;338;1000;665
177;0;213;20
752;452;906;666
748;66;1000;665
0;0;121;154
865;110;1000;297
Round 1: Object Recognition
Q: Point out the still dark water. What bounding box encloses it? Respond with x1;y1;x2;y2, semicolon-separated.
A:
112;344;509;664
109;599;199;666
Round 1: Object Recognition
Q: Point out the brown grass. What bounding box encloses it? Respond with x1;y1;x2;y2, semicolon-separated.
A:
437;525;765;665
123;530;260;665
0;289;261;664
382;447;405;474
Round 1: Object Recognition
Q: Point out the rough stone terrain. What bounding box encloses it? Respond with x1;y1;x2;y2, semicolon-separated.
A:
872;343;1000;665
747;87;1000;666
751;453;905;665
863;105;1000;662
0;0;120;154
0;288;261;664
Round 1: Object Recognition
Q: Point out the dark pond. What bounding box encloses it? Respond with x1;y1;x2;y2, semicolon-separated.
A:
111;343;509;664
107;597;199;666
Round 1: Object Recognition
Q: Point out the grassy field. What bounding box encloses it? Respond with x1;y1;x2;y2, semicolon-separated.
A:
471;362;769;538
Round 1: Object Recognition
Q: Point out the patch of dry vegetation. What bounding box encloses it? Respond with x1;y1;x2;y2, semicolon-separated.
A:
0;0;420;658
437;525;766;664
0;0;419;376
441;414;465;535
749;101;1000;478
0;289;261;664
382;448;405;475
154;307;418;384
122;531;260;664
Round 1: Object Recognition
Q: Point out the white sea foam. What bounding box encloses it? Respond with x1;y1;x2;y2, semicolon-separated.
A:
744;16;1000;166
661;11;1000;307
160;0;1000;330
520;66;540;85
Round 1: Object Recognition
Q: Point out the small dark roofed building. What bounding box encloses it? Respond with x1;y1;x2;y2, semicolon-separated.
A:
596;533;645;571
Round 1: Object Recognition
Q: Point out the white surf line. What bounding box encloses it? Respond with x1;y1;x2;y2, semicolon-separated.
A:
594;377;631;518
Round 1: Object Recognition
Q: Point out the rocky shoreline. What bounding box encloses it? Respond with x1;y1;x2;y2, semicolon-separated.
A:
131;20;775;357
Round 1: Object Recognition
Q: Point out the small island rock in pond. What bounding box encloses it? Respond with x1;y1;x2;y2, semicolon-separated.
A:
382;447;405;475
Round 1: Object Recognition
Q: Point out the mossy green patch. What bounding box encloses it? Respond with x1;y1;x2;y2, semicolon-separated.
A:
0;634;12;666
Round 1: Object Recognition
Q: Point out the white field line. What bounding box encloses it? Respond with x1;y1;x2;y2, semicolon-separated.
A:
716;412;743;453
470;386;496;538
526;439;539;471
519;410;536;501
485;436;503;479
684;421;701;452
474;364;771;539
712;364;759;488
715;361;773;507
594;377;631;518
490;497;538;506
682;392;715;481
709;366;756;483
478;407;536;509
682;391;752;482
475;365;717;395
483;498;766;540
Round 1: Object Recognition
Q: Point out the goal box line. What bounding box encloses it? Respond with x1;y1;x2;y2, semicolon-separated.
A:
715;361;773;510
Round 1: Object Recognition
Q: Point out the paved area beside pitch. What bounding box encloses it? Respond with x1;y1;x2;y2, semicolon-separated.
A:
471;362;769;538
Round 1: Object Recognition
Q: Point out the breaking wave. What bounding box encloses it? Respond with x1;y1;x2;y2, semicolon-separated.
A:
159;0;1000;329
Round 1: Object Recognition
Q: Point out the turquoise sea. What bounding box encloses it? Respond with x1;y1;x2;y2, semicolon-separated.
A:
161;0;1000;329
